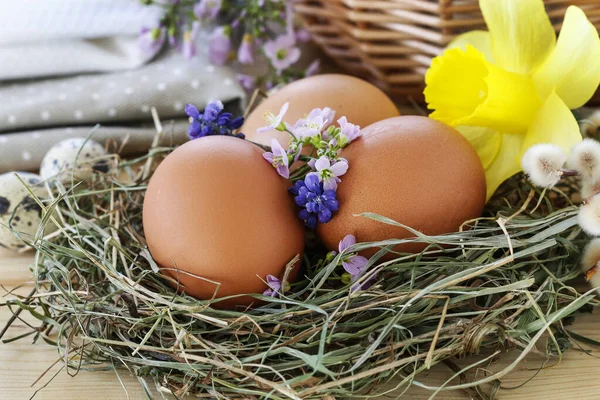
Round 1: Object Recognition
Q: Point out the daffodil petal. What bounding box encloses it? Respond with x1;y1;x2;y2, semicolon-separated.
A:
456;126;501;169
426;46;542;134
533;6;600;109
521;92;582;156
448;30;493;62
480;0;555;74
483;133;525;200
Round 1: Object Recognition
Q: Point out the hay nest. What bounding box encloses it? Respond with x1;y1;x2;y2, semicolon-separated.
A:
2;126;599;400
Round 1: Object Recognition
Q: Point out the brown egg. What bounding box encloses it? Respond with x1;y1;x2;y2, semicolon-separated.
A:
241;74;400;148
143;136;304;308
317;116;486;257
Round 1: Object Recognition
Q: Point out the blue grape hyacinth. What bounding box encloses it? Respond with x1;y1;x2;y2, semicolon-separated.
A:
290;174;339;229
186;100;245;140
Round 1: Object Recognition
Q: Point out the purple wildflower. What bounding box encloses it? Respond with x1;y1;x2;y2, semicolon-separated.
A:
237;74;257;91
285;1;295;37
203;100;223;122
291;173;339;228
263;35;301;71
338;235;368;276
306;59;320;77
337;116;361;147
186;100;245;139
311;107;336;128
263;274;282;297
237;34;255;65
168;27;177;47
310;157;348;191
296;28;312;43
263;139;290;179
138;27;166;56
194;0;222;19
289;142;303;163
258;102;289;133
294;107;336;139
209;26;231;65
182;22;200;60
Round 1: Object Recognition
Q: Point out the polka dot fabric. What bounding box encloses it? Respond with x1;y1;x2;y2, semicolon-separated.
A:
0;49;245;173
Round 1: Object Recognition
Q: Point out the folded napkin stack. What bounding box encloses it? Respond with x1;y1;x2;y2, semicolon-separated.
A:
0;0;245;173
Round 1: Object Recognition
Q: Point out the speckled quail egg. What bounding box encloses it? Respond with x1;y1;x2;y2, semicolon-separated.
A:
0;172;50;250
40;138;109;182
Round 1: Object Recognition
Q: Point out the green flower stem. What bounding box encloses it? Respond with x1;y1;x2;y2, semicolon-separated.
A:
284;127;298;141
290;165;312;180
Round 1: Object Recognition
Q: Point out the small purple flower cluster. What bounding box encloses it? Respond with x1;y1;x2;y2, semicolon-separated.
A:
289;174;339;229
263;274;282;297
264;234;375;299
185;100;244;140
138;0;317;89
259;102;362;228
337;235;375;291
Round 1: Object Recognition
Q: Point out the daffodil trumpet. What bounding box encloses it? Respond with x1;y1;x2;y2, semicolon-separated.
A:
425;0;600;200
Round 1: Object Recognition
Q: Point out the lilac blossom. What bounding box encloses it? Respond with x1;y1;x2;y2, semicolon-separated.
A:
258;102;289;133
338;234;373;291
194;0;222;19
263;35;301;71
337;116;361;147
285;1;295;37
237;34;254;64
138;27;166;56
263;275;282;297
168;28;177;47
338;235;368;276
294;107;336;138
182;22;200;60
312;108;336;128
296;28;312;43
289;142;303;163
208;26;231;65
310;157;348;191
306;59;320;77
263;138;290;178
237;74;257;91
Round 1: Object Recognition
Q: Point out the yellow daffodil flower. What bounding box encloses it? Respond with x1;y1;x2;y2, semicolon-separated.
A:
424;0;600;199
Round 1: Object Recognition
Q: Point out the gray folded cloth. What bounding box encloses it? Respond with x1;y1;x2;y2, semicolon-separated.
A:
0;50;246;173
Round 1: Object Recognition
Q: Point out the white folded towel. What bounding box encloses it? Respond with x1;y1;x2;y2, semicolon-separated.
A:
0;0;164;80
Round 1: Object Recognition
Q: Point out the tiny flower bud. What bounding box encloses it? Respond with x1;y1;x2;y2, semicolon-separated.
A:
569;138;600;180
325;251;338;262
579;195;600;236
326;125;338;138
521;144;568;188
341;272;352;285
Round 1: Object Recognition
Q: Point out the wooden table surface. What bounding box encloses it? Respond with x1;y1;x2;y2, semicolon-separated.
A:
2;248;600;400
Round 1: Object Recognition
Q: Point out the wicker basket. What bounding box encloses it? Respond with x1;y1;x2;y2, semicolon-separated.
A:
295;0;600;99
